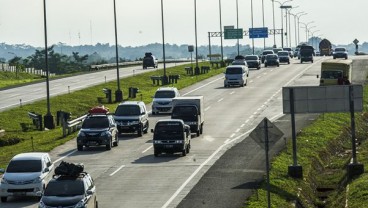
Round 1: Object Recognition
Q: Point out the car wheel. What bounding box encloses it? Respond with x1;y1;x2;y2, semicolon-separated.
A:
113;135;119;147
224;85;227;88
288;62;290;64
186;145;190;154
154;149;160;157
143;122;149;134
95;200;98;208
152;111;156;115
137;125;143;137
196;130;200;137
182;149;187;156
200;124;203;134
265;64;267;67
106;140;112;150
77;145;83;151
1;197;7;202
277;64;280;67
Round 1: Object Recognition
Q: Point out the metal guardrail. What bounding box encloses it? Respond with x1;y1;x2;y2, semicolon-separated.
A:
62;114;87;137
90;59;189;71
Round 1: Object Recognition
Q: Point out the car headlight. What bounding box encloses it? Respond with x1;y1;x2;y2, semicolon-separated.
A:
175;140;184;144
78;131;86;137
101;131;112;137
1;177;8;184
153;140;162;144
32;177;42;184
75;200;86;208
129;121;139;125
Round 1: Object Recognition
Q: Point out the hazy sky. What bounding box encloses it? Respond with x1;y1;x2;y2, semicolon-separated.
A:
0;0;366;48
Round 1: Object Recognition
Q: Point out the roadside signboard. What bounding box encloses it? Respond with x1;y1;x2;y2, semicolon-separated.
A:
249;27;268;39
224;28;243;39
249;118;283;150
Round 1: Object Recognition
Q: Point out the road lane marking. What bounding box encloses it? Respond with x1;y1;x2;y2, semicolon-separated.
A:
241;124;245;128
230;91;235;95
217;98;224;102
245;119;250;123
204;106;211;111
235;128;240;133
230;133;235;138
109;165;125;176
54;150;77;164
161;112;278;208
224;139;230;144
249;80;254;83
142;146;153;153
256;76;261;79
183;76;224;96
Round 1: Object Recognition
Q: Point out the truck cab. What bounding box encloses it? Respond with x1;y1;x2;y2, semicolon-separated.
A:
319;59;352;86
152;119;191;157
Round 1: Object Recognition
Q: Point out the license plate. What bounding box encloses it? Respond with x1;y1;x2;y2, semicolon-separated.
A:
165;145;173;148
88;141;97;145
13;192;26;196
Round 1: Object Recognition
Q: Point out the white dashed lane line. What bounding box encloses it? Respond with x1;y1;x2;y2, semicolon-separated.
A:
217;98;224;102
110;165;125;176
205;106;211;111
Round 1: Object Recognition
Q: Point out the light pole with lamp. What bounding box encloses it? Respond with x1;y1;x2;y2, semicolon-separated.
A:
236;0;240;55
271;0;276;48
42;0;54;129
113;0;123;101
275;0;293;48
219;0;224;62
160;0;168;84
194;0;200;75
262;0;265;49
251;0;254;54
287;6;299;47
296;12;307;44
299;21;314;43
290;11;305;47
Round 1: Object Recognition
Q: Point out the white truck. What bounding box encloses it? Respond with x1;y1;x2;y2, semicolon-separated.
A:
171;96;204;137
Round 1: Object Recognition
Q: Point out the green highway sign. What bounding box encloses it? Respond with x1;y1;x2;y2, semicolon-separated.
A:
224;28;243;39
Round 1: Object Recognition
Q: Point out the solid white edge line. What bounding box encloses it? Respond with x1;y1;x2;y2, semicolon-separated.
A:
183;76;224;96
161;113;284;208
54;150;77;164
109;165;126;176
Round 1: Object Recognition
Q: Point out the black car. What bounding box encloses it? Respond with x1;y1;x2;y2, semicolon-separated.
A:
245;55;261;69
277;51;290;64
39;162;98;208
264;54;280;67
261;50;274;63
143;52;158;69
76;112;119;151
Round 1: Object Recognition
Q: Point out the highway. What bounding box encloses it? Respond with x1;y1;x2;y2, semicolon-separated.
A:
0;62;185;112
2;56;368;208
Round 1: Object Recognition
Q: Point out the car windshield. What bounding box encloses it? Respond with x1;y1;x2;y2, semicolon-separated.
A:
172;106;197;119
245;56;258;60
226;67;243;74
278;52;289;56
263;51;273;55
321;70;343;79
115;105;141;116
335;48;346;52
154;91;176;98
267;55;278;59
154;122;183;140
44;180;84;196
82;117;109;128
6;160;42;173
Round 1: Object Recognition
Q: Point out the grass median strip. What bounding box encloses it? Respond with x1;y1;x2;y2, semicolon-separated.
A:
244;86;368;208
0;62;225;168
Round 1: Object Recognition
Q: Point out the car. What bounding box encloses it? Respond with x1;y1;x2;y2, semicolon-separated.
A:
315;51;321;56
39;162;98;208
294;48;300;59
244;55;261;69
261;50;274;63
152;119;191;157
224;65;248;87
277;51;290;64
333;47;348;59
76;107;119;151
264;54;280;67
113;101;149;137
272;48;283;54
0;152;54;202
282;47;294;58
143;52;158;69
152;87;180;115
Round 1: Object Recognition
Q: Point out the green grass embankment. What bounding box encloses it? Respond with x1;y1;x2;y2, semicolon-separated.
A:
0;62;225;168
0;71;44;89
245;86;368;208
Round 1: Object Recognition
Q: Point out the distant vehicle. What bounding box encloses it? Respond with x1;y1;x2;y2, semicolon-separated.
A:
152;87;180;115
39;162;98;208
299;45;314;63
171;96;204;137
315;51;321;56
264;54;280;67
277;51;290;64
319;39;332;56
272;48;283;54
223;65;248;87
143;52;158;69
77;107;119;151
261;50;274;63
333;47;348;59
244;55;261;69
151;119;191;157
282;47;294;58
0;152;54;202
231;59;247;66
294;47;300;59
113;101;149;137
319;59;352;86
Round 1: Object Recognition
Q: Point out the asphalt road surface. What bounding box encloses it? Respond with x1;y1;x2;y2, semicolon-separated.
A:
2;56;368;208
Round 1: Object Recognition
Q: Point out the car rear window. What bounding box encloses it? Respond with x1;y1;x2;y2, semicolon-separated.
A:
226;67;243;74
115;105;141;116
82;117;109;128
154;91;176;98
44;180;84;196
245;56;258;60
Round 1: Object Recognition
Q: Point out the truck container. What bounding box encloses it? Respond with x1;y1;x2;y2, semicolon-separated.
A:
171;96;204;137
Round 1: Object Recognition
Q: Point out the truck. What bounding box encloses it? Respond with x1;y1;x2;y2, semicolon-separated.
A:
319;39;332;56
319;59;352;86
151;119;191;157
171;96;204;137
299;44;315;63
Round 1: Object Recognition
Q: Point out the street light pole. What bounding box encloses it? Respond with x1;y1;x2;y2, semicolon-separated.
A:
43;0;54;129
218;0;224;62
275;0;293;48
271;0;276;48
295;12;307;45
113;0;123;101
236;0;240;55
160;0;168;84
262;0;265;49
287;6;299;47
194;0;199;74
251;0;254;54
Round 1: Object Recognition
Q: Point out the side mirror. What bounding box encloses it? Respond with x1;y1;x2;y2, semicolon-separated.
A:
0;168;5;173
87;190;93;195
36;191;43;197
44;167;50;173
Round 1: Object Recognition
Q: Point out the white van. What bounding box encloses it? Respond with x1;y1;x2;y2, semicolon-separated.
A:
0;152;54;202
224;65;248;87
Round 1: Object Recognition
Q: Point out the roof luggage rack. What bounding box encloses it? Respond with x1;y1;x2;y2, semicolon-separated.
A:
54;161;85;178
